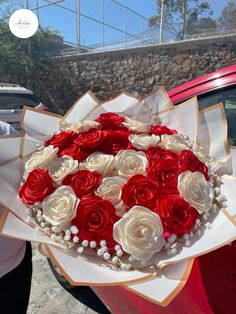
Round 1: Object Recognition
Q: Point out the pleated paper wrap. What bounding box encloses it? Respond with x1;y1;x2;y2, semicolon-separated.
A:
0;88;236;306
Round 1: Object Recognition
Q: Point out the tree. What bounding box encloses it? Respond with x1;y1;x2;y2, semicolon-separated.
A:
0;20;59;75
0;0;61;76
0;2;63;112
149;0;215;40
219;1;236;33
185;17;218;37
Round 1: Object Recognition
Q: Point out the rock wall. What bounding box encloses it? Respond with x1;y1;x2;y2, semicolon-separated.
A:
2;35;236;114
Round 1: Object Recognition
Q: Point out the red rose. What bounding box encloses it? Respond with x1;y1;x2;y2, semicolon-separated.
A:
72;195;118;248
19;169;54;205
179;150;209;180
146;147;178;166
44;131;75;151
74;129;105;148
147;159;179;195
95;112;126;130
62;170;102;198
150;125;177;136
101;130;133;155
121;174;160;210
155;196;199;236
58;144;90;162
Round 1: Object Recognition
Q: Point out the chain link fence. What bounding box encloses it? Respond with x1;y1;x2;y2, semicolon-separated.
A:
0;0;236;57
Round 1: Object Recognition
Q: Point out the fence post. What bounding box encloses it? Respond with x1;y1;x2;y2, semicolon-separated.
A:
125;7;127;47
102;0;105;48
159;0;164;43
76;0;80;52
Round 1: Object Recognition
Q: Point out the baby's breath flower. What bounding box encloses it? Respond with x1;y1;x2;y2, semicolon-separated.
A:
103;252;111;260
112;256;119;264
116;249;123;257
77;247;84;254
38;216;43;223
114;244;121;251
124;264;131;271
185;240;191;247
64;234;71;241
100;240;107;247
97;248;105;257
36;211;42;217
73;236;79;243
70;226;79;235
195;219;201;226
183;234;190;240
202;214;208;221
82;240;89;247
197;229;201;236
170;248;177;255
90;241;97;248
51;226;60;233
168;234;177;243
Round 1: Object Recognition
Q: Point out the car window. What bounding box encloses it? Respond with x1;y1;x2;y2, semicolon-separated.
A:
0;93;38;109
198;84;236;146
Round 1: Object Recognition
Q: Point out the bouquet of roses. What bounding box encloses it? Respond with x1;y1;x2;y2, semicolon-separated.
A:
0;88;235;305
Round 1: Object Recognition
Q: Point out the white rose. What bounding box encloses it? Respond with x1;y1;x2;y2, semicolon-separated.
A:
81;120;101;132
178;171;214;214
160;134;192;153
129;134;160;150
59;120;101;133
96;176;126;217
122;116;149;133
49;156;78;184
79;152;115;176
42;186;78;226
113;206;165;261
25;145;58;173
115;150;148;178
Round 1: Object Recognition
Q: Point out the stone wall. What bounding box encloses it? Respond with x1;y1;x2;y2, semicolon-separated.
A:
1;34;236;114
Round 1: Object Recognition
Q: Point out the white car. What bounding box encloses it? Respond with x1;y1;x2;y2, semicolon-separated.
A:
0;83;46;128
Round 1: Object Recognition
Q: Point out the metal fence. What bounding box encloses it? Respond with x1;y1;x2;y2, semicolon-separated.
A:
1;0;236;56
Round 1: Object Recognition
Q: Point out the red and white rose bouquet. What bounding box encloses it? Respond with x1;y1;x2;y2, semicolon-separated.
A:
0;88;235;305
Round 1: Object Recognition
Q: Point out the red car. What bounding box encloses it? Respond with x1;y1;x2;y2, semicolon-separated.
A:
92;64;236;314
49;64;236;314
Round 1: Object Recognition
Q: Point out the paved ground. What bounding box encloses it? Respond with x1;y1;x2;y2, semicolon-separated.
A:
27;245;109;314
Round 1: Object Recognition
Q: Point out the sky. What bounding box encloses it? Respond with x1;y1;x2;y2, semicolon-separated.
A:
0;0;228;48
31;0;158;47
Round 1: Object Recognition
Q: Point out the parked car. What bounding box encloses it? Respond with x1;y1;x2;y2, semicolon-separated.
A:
49;64;236;314
0;83;47;129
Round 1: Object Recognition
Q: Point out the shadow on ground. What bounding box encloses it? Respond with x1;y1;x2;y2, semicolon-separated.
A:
48;259;111;314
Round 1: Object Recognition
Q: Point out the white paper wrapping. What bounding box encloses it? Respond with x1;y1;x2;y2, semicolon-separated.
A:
0;89;235;305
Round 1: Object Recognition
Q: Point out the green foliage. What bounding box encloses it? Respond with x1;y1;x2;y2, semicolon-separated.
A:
219;1;236;32
185;17;218;36
0;21;58;77
149;0;215;38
